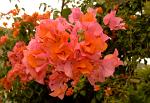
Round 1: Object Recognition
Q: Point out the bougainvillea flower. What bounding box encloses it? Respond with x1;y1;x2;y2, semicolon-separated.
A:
73;58;93;74
23;39;49;84
87;65;105;86
69;8;83;23
88;49;123;86
79;12;96;22
0;77;12;90
103;10;125;30
48;72;69;99
50;83;68;100
82;22;109;41
6;41;30;86
0;35;8;46
80;33;108;55
101;49;123;77
4;7;124;99
71;21;109;43
8;41;26;66
56;17;72;32
66;87;74;96
7;63;30;83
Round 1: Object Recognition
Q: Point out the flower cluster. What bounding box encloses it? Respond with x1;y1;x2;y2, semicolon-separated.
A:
2;8;124;99
103;10;126;30
1;42;30;90
12;11;50;37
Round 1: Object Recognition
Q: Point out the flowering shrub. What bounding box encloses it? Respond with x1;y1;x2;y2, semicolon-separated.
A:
1;7;124;100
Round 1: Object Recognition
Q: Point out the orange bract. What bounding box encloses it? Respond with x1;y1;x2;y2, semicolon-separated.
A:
81;34;107;54
27;49;47;68
66;87;74;96
80;12;96;22
73;59;93;74
96;7;103;14
94;85;100;91
0;35;8;46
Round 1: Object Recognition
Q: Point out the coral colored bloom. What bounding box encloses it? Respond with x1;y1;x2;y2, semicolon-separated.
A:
80;34;107;54
80;12;96;22
2;7;123;100
38;11;51;20
7;64;30;83
88;49;123;86
0;35;8;45
101;49;123;77
23;39;49;84
6;41;30;86
103;10;125;30
48;72;69;99
96;7;103;14
94;85;100;91
66;87;74;96
73;58;93;74
50;84;68;99
7;41;26;66
0;77;12;90
13;29;19;37
69;8;83;23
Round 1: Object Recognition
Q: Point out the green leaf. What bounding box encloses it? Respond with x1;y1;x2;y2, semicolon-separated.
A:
61;8;71;20
80;90;86;96
15;4;18;9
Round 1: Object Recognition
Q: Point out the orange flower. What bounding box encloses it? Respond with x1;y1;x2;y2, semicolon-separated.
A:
38;11;51;20
8;9;19;16
36;20;57;41
96;7;103;14
73;58;93;74
27;49;48;68
32;12;39;19
13;21;20;28
66;87;74;96
50;84;68;100
49;72;69;99
22;13;33;22
0;77;12;90
94;85;100;91
22;39;49;84
0;35;8;45
80;34;107;54
13;29;19;37
80;12;96;22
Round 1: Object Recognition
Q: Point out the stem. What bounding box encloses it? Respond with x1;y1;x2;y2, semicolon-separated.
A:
61;0;65;15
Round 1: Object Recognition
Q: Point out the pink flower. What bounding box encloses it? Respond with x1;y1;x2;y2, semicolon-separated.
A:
7;41;26;66
69;8;83;23
103;10;125;30
3;7;124;99
48;71;69;99
6;41;30;88
101;49;123;77
22;39;49;84
88;49;123;86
